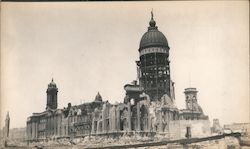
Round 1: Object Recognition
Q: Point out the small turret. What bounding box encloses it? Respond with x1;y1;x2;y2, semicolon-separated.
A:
94;92;102;102
184;88;203;113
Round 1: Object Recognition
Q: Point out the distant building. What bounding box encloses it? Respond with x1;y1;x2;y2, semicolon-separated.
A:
9;128;26;142
224;123;250;134
26;12;210;142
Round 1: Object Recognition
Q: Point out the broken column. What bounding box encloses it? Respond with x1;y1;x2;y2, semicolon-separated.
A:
137;102;141;131
159;110;163;132
128;102;132;131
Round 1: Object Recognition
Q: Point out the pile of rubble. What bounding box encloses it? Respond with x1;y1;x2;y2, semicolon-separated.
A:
25;135;242;149
76;134;155;148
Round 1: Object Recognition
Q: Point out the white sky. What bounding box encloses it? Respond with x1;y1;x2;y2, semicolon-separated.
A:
1;1;249;128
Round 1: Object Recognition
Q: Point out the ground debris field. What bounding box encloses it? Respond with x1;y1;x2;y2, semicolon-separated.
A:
2;133;250;149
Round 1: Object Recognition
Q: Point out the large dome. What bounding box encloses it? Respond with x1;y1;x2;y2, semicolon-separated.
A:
139;13;169;51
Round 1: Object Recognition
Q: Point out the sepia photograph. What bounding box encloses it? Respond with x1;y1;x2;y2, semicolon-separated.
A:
0;1;249;148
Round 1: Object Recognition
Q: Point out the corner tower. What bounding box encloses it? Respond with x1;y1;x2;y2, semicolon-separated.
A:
184;88;198;111
184;87;205;114
137;12;172;101
46;78;58;110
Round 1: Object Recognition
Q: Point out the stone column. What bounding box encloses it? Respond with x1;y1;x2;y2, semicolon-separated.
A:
58;115;61;137
168;111;171;121
111;107;116;132
114;108;117;131
97;121;100;133
137;102;141;131
53;116;56;136
26;123;29;140
102;106;105;133
32;122;35;140
159;111;163;132
116;108;120;131
45;118;48;138
35;122;38;140
54;116;57;136
91;118;95;134
110;116;113;132
147;111;151;131
66;117;69;136
128;102;131;131
48;117;51;137
148;114;152;132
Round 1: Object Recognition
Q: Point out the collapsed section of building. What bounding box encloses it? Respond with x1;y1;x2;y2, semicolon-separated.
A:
26;12;210;142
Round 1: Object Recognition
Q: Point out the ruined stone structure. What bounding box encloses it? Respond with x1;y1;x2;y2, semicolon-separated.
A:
179;88;208;120
211;119;223;134
26;12;210;142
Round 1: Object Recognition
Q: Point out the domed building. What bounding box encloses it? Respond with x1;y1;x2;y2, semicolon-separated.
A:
27;12;210;143
125;12;175;102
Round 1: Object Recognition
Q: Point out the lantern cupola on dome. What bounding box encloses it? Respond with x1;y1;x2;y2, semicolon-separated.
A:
139;11;169;51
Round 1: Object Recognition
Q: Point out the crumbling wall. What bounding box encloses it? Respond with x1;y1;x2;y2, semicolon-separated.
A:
168;120;181;139
169;119;211;139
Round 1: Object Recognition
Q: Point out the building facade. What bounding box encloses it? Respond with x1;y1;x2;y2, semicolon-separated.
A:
26;12;210;142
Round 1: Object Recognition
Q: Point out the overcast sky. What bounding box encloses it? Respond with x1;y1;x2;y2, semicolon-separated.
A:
1;1;249;128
